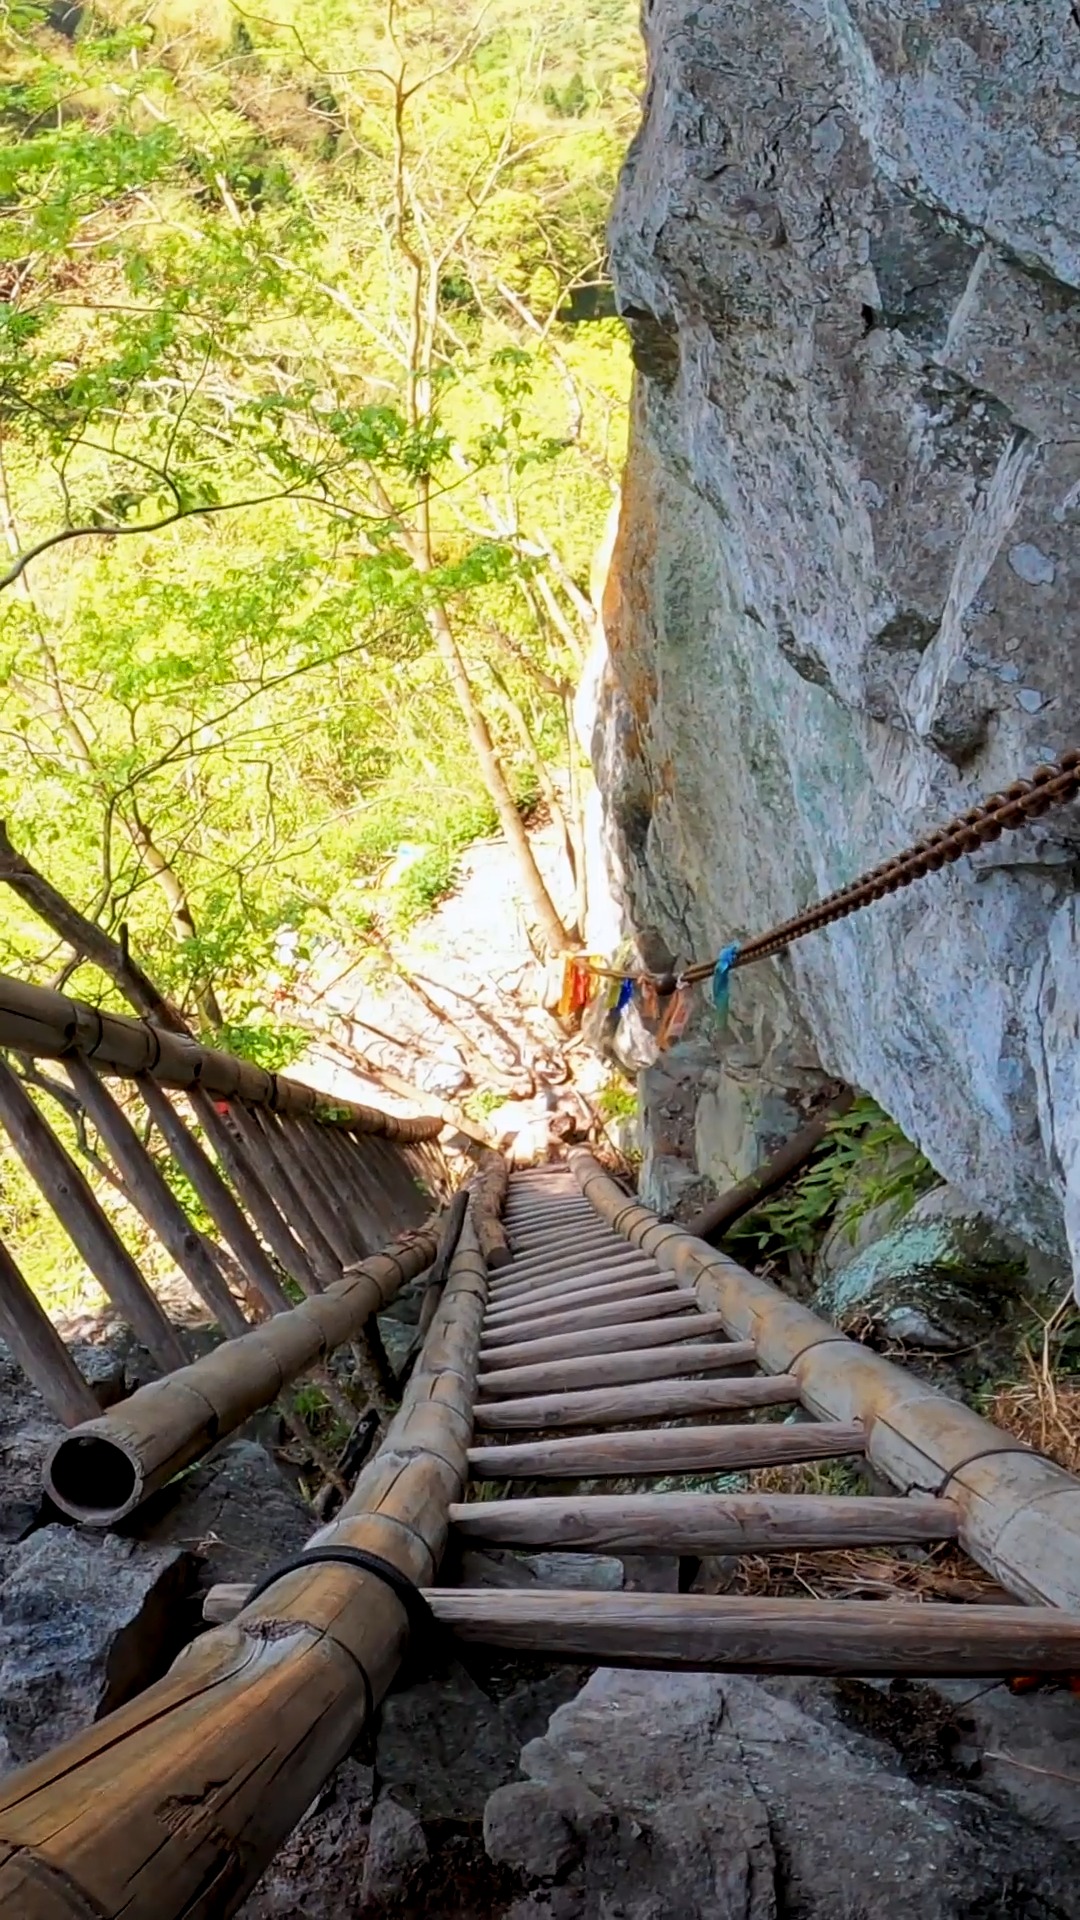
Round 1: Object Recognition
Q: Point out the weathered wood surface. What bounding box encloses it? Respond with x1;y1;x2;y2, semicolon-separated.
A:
485;1272;679;1327
44;1223;440;1525
472;1372;801;1430
241;1106;350;1275
0;1222;487;1920
488;1258;662;1306
137;1076;293;1316
0;969;443;1138
685;1092;855;1244
569;1149;1080;1613
191;1088;322;1297
469;1419;866;1480
471;1150;512;1268
65;1058;250;1339
493;1235;629;1280
476;1339;759;1397
480;1289;700;1349
478;1311;731;1372
0;1238;99;1426
448;1490;960;1552
0;1057;187;1374
424;1590;1080;1676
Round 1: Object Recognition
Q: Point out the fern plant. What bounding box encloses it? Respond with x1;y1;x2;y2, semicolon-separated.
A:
728;1097;937;1259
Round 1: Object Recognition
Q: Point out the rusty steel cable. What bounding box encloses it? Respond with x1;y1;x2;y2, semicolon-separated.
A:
584;747;1080;994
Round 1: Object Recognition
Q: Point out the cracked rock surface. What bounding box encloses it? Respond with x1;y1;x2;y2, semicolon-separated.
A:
483;1668;1080;1918
597;0;1080;1287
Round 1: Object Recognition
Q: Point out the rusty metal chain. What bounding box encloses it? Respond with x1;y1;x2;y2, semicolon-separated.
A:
682;748;1080;983
581;748;1080;994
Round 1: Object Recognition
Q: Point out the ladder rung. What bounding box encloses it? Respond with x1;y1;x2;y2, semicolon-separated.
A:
481;1290;699;1349
450;1490;959;1551
427;1589;1079;1675
485;1273;678;1328
477;1339;757;1397
473;1373;800;1430
478;1312;731;1371
468;1419;866;1480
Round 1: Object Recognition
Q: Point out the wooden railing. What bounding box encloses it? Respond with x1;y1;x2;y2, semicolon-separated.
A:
0;970;447;1441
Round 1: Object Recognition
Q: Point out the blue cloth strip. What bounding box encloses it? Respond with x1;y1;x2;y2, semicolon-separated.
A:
711;942;741;1020
615;976;635;1014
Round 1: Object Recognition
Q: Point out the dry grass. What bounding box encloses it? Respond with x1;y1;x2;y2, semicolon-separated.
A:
723;1542;1006;1604
715;1458;1008;1605
987;1295;1080;1475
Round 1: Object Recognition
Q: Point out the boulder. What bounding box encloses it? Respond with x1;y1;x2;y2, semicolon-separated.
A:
814;1185;1028;1348
360;1796;428;1911
596;0;1080;1293
484;1668;1080;1918
456;1548;624;1592
0;1347;64;1543
132;1437;312;1588
0;1526;192;1775
376;1660;541;1823
239;1759;375;1920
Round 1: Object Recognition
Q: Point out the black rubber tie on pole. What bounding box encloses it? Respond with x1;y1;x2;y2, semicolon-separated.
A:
241;1545;446;1681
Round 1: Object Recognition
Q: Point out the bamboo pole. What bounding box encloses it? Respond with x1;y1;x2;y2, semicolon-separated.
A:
0;1218;488;1919
242;1107;349;1273
469;1420;865;1481
228;1102;339;1286
569;1149;1080;1612
476;1339;758;1397
489;1246;641;1290
136;1077;293;1316
0;1238;99;1426
448;1490;960;1553
420;1590;1080;1676
292;1116;370;1261
0;1058;187;1373
190;1089;321;1296
0;971;443;1139
64;1059;250;1339
685;1092;855;1243
471;1149;511;1268
43;1219;441;1525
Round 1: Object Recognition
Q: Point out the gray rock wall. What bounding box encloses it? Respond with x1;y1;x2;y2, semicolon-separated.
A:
598;0;1080;1280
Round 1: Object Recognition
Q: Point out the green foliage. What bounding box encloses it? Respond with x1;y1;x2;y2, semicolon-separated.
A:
214;1021;308;1071
0;0;637;1027
596;1078;638;1123
388;848;461;929
728;1098;938;1260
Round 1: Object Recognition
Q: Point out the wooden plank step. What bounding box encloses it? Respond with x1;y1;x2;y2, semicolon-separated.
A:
478;1313;732;1372
477;1340;758;1397
490;1254;656;1299
427;1591;1080;1676
449;1490;959;1551
474;1373;800;1431
497;1237;631;1277
485;1273;679;1328
468;1420;866;1480
487;1264;662;1312
481;1290;699;1350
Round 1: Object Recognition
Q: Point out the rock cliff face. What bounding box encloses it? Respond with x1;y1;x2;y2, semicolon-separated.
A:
598;0;1080;1281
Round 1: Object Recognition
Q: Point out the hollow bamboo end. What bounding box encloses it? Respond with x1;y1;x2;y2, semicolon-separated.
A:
45;1429;145;1526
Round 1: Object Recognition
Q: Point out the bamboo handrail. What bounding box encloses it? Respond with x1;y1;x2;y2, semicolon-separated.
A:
44;1216;445;1525
0;1216;489;1918
0;971;443;1139
568;1149;1080;1613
